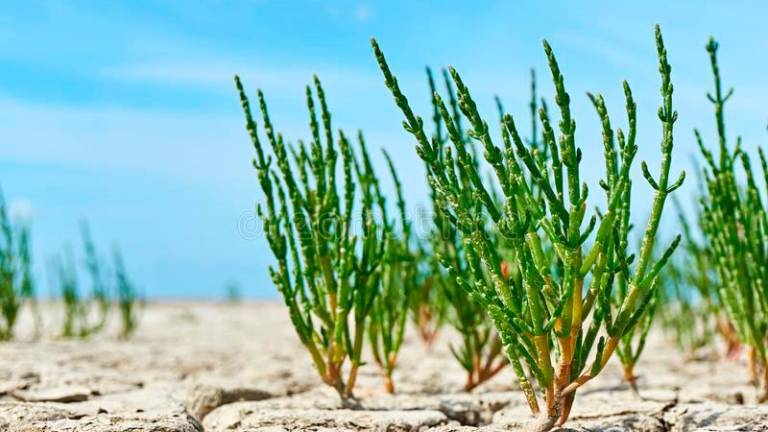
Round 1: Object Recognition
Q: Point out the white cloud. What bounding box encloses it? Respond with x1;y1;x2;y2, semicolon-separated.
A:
8;198;33;221
322;2;375;23
0;97;252;188
354;4;374;23
99;59;376;93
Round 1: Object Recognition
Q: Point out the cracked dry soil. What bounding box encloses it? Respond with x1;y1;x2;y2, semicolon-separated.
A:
1;302;767;431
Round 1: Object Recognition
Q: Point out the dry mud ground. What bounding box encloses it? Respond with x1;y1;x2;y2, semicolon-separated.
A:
1;302;767;431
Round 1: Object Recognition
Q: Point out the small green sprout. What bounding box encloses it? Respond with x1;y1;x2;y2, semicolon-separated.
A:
113;247;140;339
373;24;683;430
51;249;81;338
235;75;387;402
81;222;110;335
225;280;242;303
695;36;768;400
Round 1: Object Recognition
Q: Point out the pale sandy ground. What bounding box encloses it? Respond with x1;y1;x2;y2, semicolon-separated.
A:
1;302;767;431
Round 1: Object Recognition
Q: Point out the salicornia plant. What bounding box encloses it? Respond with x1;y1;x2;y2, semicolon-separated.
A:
235;75;386;402
373;25;683;430
423;66;520;391
403;72;451;352
613;230;661;395
366;147;416;394
695;36;768;399
658;251;713;358
81;222;110;335
0;190;34;341
658;199;717;358
430;168;508;392
113;247;140;339
51;223;137;339
586;91;660;395
51;249;81;338
408;247;445;348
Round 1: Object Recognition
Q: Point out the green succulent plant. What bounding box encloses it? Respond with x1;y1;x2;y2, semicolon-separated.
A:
236;75;391;401
373;24;683;430
696;36;768;400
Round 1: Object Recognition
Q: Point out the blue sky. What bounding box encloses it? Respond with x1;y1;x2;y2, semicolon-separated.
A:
1;1;766;298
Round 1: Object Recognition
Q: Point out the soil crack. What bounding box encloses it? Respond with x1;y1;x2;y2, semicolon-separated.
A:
651;389;680;432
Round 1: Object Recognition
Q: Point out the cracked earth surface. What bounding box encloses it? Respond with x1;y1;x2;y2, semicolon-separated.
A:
1;302;766;431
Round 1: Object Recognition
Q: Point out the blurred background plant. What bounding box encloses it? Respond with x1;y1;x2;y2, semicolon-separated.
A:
113;247;141;339
51;224;109;338
656;198;718;359
695;36;768;400
366;147;418;394
0;189;35;341
224;280;243;304
48;222;141;340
